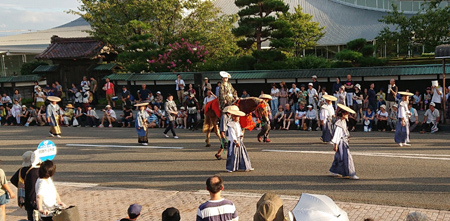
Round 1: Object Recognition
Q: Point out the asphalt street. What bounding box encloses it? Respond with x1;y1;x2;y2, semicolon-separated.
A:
0;126;449;210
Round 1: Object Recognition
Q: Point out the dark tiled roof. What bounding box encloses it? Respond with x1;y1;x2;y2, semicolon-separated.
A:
93;63;118;71
35;36;105;60
32;65;59;73
0;75;41;83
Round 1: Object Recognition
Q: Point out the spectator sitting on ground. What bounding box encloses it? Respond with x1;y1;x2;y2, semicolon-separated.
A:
1;93;12;106
282;103;293;130
162;207;181;221
25;105;38;127
253;193;285;221
413;90;422;110
376;105;389;131
408;102;419;132
363;106;375;132
62;104;75;126
4;106;15;126
121;106;133;127
154;91;164;108
197;176;238;221
37;105;47;126
421;102;440;134
176;107;187;129
294;103;307;130
405;212;429;221
121;86;132;108
305;105;318;131
273;105;284;130
154;105;166;128
99;105;117;128
389;104;398;131
119;204;142;221
85;105;99;127
19;105;30;125
73;106;85;127
146;109;158;128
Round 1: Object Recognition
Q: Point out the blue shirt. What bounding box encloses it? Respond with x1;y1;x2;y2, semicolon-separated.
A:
138;89;151;100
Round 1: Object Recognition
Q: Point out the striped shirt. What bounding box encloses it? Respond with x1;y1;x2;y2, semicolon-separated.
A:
196;198;238;221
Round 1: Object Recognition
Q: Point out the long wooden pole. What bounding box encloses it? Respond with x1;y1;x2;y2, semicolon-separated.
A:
443;59;447;123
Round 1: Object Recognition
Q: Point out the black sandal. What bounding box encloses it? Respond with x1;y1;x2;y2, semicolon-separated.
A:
215;154;222;160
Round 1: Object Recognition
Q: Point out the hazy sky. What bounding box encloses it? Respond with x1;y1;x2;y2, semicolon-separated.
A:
0;0;81;36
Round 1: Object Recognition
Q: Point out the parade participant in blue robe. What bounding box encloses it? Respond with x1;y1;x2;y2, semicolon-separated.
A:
320;95;337;143
46;96;62;138
395;92;413;147
135;103;149;146
225;106;253;172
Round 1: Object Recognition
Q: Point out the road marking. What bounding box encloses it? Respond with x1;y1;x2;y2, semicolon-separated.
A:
262;150;450;161
66;144;183;149
55;182;99;188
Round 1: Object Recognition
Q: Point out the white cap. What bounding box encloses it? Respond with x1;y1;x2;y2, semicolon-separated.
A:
308;83;313;86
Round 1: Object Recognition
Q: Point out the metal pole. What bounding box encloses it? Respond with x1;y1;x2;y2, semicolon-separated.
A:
443;59;447;123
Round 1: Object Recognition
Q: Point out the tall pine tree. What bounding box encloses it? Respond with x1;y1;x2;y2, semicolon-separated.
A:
232;0;293;51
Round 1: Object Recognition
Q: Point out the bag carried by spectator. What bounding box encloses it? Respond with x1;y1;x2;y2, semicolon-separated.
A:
52;205;80;221
73;118;79;126
17;167;33;208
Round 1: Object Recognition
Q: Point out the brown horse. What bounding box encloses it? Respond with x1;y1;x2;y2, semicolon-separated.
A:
203;97;269;147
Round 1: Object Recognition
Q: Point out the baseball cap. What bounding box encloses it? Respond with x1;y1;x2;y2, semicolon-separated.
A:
128;204;142;219
308;83;313;86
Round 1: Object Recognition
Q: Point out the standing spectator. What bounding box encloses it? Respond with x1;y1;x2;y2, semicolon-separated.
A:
162;207;180;221
376;88;386;111
389;104;398;131
367;83;376;110
289;84;300;112
1;93;12;106
305;105;318;131
386;78;398;113
35;160;66;221
184;94;200;130
10;151;40;221
202;77;212;99
413;90;422;110
176;107;187;129
362;88;369;111
1;165;16;221
282;103;293;130
279;83;288;108
202;90;216;111
46;96;63;138
376;105;389;131
353;84;363;122
90;77;98;106
196;176;238;221
332;77;342;98
154;91;164;108
215;82;221;97
431;82;443;121
241;89;250;98
307;83;318;110
85;105;99;127
187;84;196;97
137;84;151;103
12;89;22;105
363;106;375;132
298;84;308;107
163;94;178;138
81;85;92;112
336;85;346;106
344;74;355;107
99;105;117;128
80;76;90;92
294;103;307;130
175;74;185;104
121;106;133;127
33;81;40;94
311;75;320;92
120;204;141;221
103;78;115;108
421;102;440;133
270;83;280;116
54;81;63;98
408;103;419;132
121;86;131;108
273;105;284;130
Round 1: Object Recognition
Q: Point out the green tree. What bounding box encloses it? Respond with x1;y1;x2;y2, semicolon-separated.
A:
335;38;385;67
232;0;293;51
20;61;49;75
279;6;325;56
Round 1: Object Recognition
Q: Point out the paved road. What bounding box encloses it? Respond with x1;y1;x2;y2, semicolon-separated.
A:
0;126;449;211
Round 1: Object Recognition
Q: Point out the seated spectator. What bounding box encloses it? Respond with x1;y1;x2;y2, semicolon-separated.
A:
389;104;398;131
294;103;307;130
99;105;117;128
147;110;158;128
282;103;293;130
37;105;47;126
273;106;284;130
153;105;166;128
73;106;85;127
348;112;357;132
119;204;141;221
305;105;318;131
162;207;181;221
176;107;187;129
154;91;164;108
4;106;15;126
363;106;375;132
376;105;389;131
1;93;12;106
254;193;284;221
421;102;440;134
121;106;133;127
85;105;99;127
62;104;75;126
413;90;422;110
0;105;6;125
197;176;238;221
25;105;38;126
19;105;30;126
408;103;419;132
12;100;22;125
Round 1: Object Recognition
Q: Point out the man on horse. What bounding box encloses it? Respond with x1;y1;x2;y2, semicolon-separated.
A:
218;71;239;110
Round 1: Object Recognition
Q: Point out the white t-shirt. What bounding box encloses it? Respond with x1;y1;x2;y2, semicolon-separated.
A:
307;88;318;104
106;109;117;119
432;87;443;104
36;92;45;102
296;110;306;118
35;178;57;216
409;108;418;122
377;110;389;118
175;79;185;90
424;109;440;124
271;88;279;100
203;96;216;104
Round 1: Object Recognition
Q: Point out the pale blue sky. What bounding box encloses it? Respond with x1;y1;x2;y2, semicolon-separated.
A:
0;0;81;36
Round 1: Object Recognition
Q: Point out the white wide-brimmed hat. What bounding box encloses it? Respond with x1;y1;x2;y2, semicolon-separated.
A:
226;105;245;116
259;94;272;100
355;84;361;90
337;103;356;114
105;105;111;108
134;102;149;107
322;94;337;101
430;102;436;107
47;96;61;102
220;71;231;78
21;151;33;167
380;104;386;110
398;91;413;96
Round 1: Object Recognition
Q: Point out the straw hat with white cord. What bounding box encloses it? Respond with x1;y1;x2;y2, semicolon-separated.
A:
47;96;61;102
259;94;272;100
322;94;337;101
398;91;414;96
134;102;149;107
227;105;245;116
337;103;356;114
